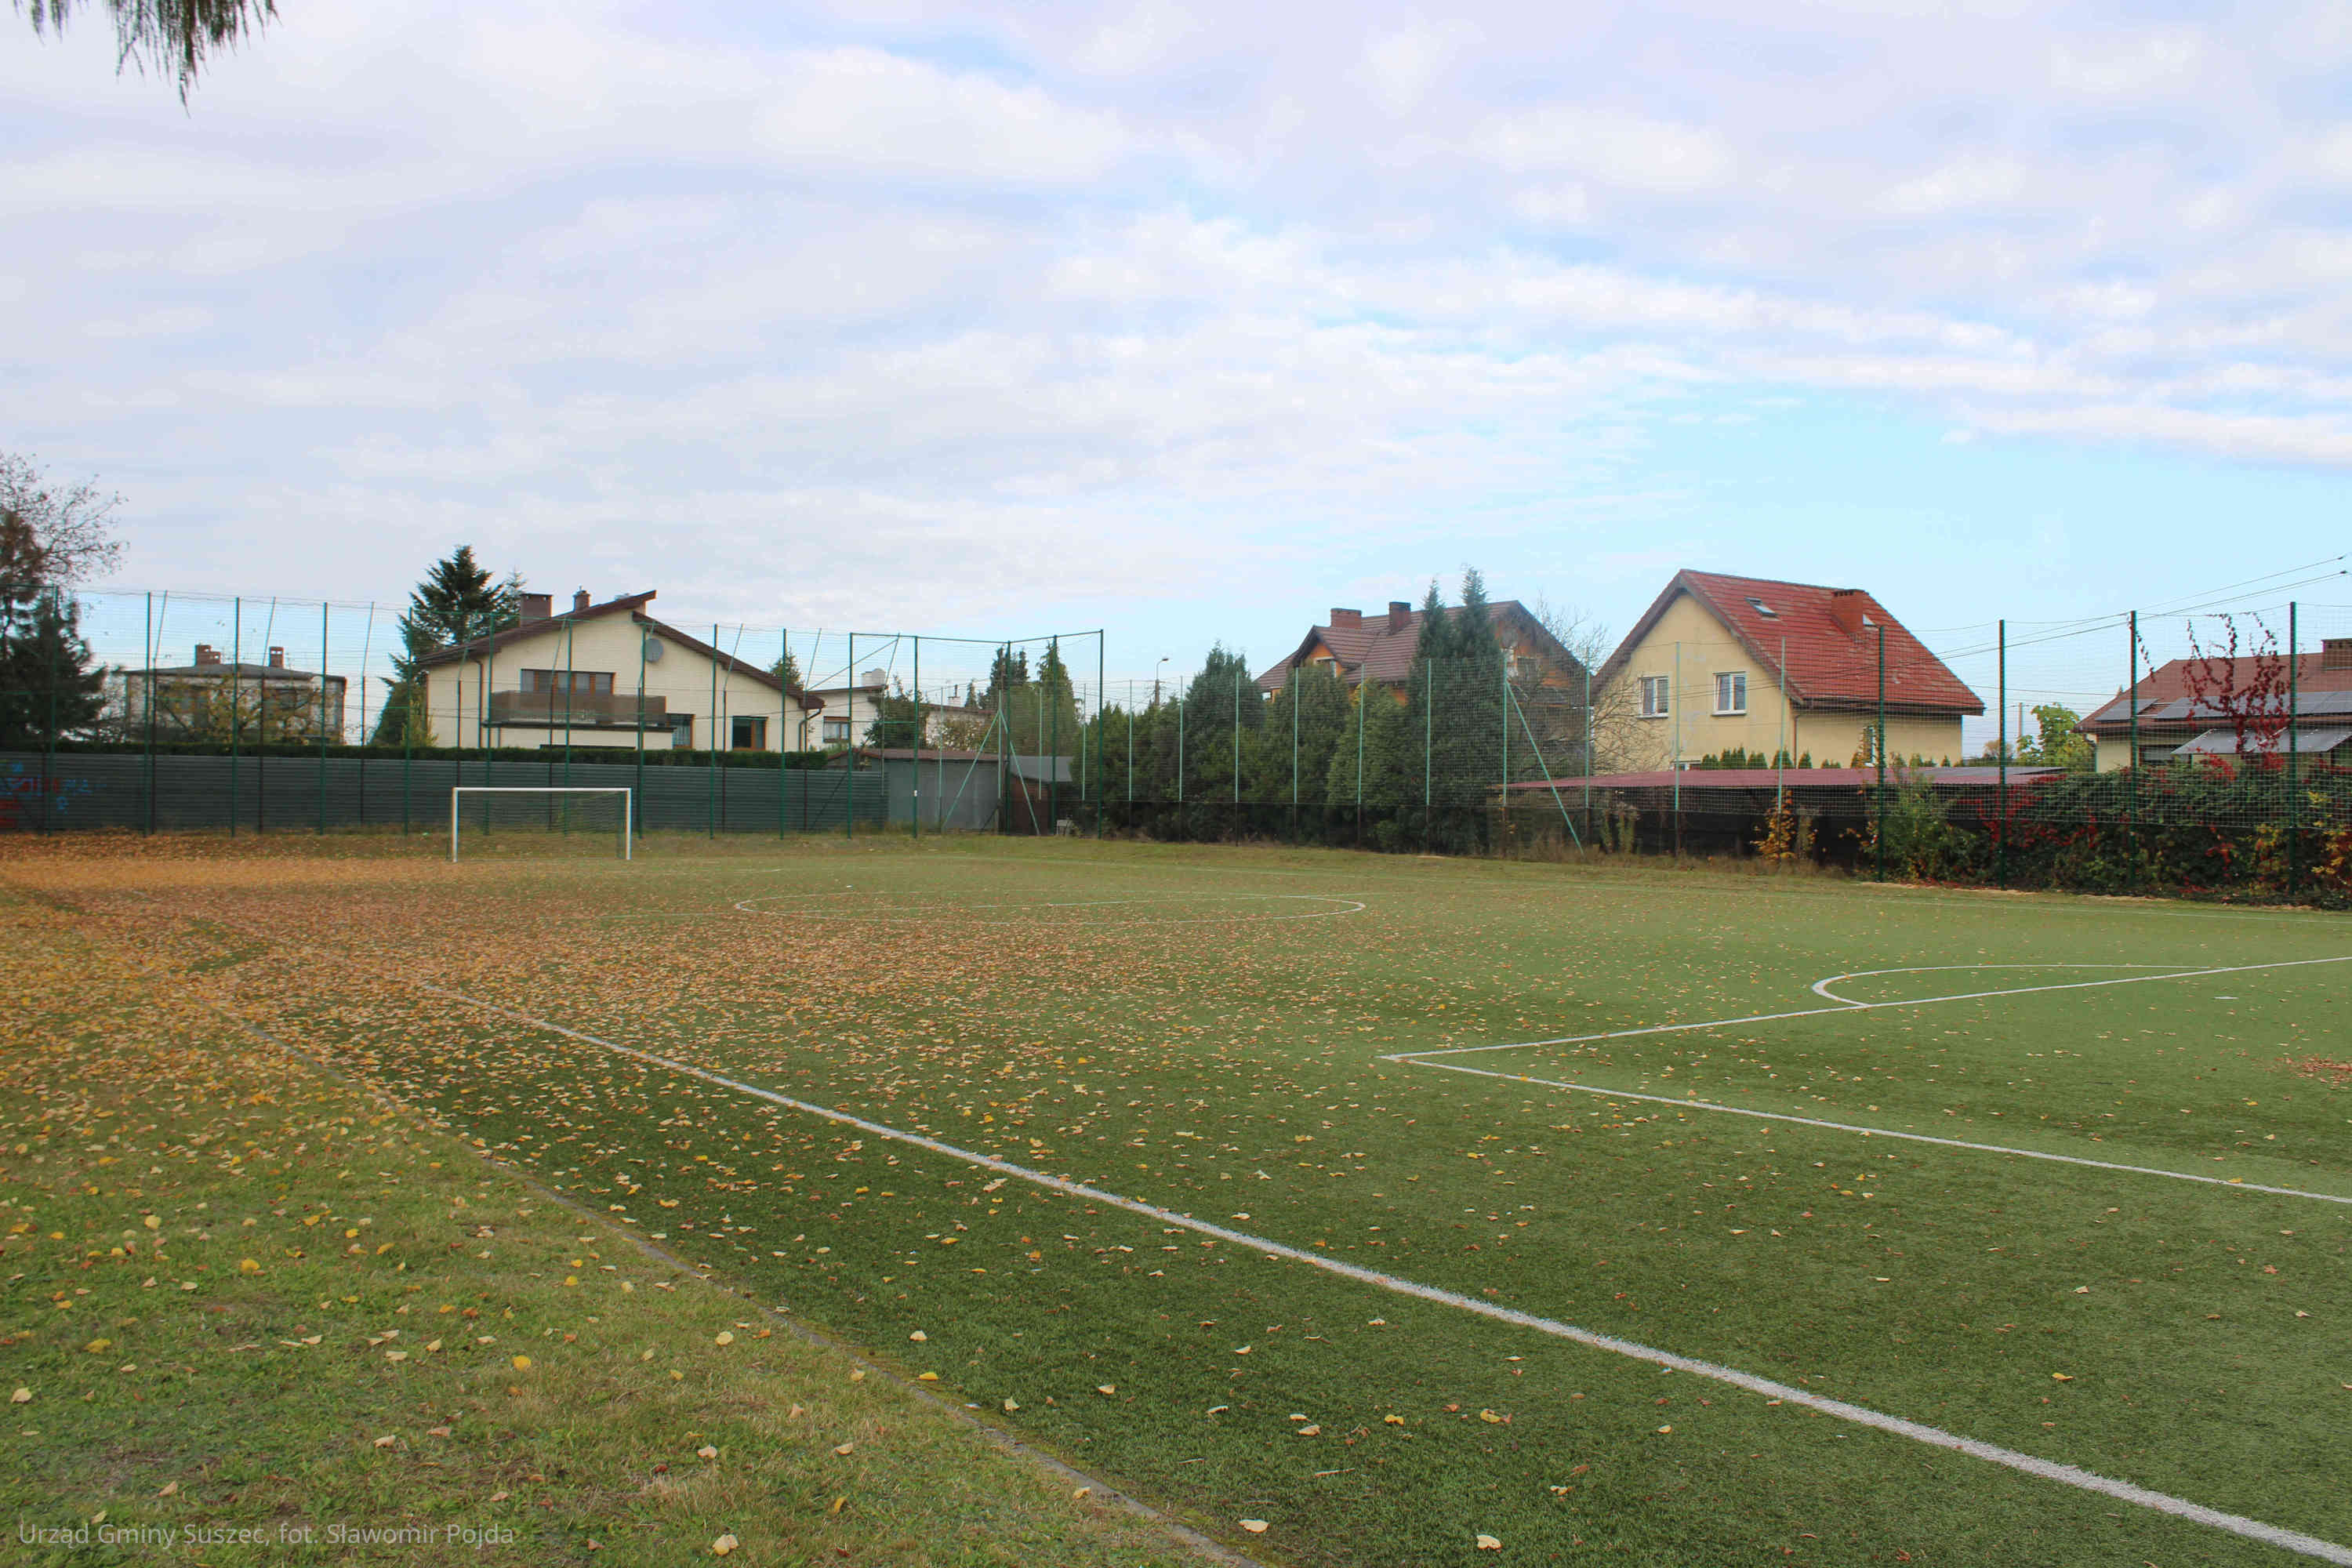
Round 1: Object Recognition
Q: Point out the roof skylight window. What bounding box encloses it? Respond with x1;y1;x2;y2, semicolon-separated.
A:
1746;596;1777;618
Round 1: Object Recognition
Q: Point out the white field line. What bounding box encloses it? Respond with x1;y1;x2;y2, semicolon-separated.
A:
733;892;1368;927
1388;956;2352;1205
1404;953;2352;1060
1808;962;2203;1006
1399;1057;2352;1205
401;978;2352;1565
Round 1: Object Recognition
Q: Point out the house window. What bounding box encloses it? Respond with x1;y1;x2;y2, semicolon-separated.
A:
1746;596;1777;618
1714;671;1748;715
731;716;767;751
822;717;851;744
1639;676;1669;718
517;669;614;695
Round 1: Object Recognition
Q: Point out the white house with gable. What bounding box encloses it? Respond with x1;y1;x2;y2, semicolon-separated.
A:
417;588;824;752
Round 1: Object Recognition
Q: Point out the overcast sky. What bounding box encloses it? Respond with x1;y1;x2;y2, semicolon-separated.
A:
10;0;2352;704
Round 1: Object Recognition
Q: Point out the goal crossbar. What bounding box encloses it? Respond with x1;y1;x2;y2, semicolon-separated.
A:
450;787;633;862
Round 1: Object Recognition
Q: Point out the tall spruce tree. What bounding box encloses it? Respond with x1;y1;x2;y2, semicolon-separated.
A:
372;546;518;746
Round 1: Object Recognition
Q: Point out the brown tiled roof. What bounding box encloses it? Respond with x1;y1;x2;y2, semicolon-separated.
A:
1597;570;1981;716
417;590;817;706
2079;654;2352;734
1254;600;1583;691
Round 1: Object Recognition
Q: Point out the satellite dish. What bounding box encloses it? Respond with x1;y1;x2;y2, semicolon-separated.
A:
643;637;664;663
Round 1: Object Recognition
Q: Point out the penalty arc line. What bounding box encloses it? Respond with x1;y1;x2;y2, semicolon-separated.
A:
1390;1057;2352;1205
1405;953;2352;1061
404;978;2352;1565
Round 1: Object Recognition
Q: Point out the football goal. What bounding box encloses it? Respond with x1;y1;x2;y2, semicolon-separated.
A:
449;787;633;862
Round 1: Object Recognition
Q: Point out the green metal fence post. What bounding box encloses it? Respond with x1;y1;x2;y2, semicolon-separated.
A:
2126;610;2139;885
1874;623;1886;882
1290;667;1300;844
230;597;241;839
911;634;921;841
258;597;278;836
1230;661;1240;812
1997;619;2008;890
143;591;155;836
1581;664;1592;835
1498;654;1508;857
1176;680;1185;807
790;630;800;841
711;622;721;840
1355;676;1364;844
634;617;648;845
1096;633;1105;838
2288;602;2301;902
40;587;58;835
355;602;375;827
401;665;412;837
564;616;575;798
318;600;330;835
846;630;855;840
1049;638;1061;833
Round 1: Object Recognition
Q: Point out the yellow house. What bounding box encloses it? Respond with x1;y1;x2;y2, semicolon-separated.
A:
417;589;823;753
1594;571;1982;771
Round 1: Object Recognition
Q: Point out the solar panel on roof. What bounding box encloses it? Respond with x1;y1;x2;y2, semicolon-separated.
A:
2174;727;2352;756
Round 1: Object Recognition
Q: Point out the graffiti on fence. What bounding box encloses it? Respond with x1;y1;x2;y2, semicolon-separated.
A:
0;763;97;830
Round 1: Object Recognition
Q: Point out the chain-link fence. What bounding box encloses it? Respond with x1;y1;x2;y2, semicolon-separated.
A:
1577;599;2352;904
9;583;2351;903
0;587;1105;845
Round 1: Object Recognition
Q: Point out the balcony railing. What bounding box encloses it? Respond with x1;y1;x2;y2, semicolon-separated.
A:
488;690;670;729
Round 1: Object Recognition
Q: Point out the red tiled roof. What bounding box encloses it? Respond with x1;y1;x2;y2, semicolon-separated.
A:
1597;570;1981;716
1254;600;1581;691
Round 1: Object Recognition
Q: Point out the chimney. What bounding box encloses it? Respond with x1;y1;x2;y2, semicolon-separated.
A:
268;646;286;669
862;669;887;688
2323;637;2352;672
1828;589;1872;639
1387;600;1411;632
518;591;552;622
1330;607;1363;628
572;588;591;613
194;644;219;666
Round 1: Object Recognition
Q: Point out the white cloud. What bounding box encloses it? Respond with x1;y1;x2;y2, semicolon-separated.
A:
9;0;2352;649
1355;22;1477;116
1473;103;1738;194
1882;154;2031;216
753;49;1131;183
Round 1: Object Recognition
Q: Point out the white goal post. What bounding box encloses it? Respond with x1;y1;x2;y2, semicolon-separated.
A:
450;787;633;862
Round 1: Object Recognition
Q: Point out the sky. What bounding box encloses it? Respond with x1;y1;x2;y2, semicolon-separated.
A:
9;0;2352;731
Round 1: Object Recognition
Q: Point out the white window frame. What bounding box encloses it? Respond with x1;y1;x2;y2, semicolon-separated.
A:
1714;670;1748;716
1639;675;1669;718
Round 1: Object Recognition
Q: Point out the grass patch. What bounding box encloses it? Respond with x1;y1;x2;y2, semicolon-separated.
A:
5;831;2350;1565
0;880;1220;1567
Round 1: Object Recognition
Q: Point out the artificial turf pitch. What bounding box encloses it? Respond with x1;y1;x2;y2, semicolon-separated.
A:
9;833;2349;1566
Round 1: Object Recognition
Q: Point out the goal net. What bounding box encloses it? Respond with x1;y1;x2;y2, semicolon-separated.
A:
450;787;633;862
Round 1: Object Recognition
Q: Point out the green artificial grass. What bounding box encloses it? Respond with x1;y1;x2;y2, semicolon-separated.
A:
7;833;2348;1566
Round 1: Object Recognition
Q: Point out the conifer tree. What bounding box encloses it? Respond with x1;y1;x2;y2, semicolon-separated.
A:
372;546;517;746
